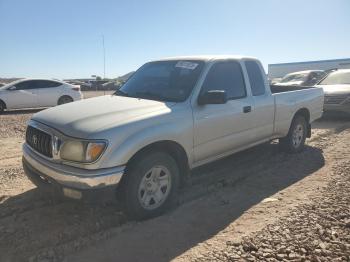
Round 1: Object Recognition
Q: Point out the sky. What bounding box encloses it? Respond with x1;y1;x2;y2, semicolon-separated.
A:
0;0;349;79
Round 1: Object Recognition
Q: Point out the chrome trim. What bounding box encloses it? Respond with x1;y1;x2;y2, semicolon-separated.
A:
52;135;60;156
23;143;125;189
26;121;55;161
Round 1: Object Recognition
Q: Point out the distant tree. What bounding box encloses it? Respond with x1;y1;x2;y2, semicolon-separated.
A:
96;76;102;81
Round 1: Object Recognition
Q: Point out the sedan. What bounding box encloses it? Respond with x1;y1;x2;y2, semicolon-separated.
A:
315;69;350;115
0;79;83;112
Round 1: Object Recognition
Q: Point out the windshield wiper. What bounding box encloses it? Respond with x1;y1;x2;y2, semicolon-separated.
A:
115;90;176;102
134;91;175;102
114;89;130;97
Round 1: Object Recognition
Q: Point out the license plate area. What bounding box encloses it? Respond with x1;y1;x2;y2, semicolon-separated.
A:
63;188;82;199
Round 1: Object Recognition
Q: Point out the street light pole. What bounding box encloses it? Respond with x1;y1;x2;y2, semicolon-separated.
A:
102;35;106;80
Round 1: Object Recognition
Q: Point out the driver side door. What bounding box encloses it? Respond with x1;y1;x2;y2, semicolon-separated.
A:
5;80;38;109
192;61;255;164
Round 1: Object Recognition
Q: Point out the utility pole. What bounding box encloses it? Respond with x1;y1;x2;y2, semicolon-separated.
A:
102;34;106;80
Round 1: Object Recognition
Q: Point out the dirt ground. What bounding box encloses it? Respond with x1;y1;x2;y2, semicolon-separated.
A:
0;110;349;262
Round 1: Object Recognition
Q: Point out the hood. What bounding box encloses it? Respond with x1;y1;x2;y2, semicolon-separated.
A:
32;95;175;138
316;84;350;95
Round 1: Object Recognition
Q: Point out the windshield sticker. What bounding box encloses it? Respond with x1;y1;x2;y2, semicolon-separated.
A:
175;61;198;70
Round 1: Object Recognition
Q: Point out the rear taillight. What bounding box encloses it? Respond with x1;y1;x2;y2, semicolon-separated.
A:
72;87;80;91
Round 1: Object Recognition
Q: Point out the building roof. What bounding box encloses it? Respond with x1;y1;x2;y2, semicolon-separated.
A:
269;58;350;67
285;70;324;75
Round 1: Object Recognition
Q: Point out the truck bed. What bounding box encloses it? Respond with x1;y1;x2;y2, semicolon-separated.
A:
271;86;324;139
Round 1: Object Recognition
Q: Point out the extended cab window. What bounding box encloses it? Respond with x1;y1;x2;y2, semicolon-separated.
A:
245;61;265;96
201;61;246;100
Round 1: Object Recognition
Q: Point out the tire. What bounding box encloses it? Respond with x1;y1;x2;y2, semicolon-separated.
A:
279;115;307;153
119;151;180;220
0;100;6;113
58;96;73;105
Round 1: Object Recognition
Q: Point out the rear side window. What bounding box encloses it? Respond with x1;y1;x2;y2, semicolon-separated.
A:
36;80;62;88
245;61;265;96
201;61;246;100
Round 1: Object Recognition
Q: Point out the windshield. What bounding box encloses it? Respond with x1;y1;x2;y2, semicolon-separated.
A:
319;71;350;85
0;83;11;90
280;73;308;83
116;60;204;102
0;79;23;90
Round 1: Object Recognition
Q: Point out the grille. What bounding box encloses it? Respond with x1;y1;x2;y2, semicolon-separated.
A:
26;126;53;158
324;95;347;105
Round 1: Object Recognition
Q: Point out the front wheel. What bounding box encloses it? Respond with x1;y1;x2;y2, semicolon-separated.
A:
119;152;180;220
279;115;307;153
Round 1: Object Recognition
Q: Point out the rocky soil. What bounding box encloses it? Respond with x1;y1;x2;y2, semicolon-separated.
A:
196;162;350;262
0;110;34;138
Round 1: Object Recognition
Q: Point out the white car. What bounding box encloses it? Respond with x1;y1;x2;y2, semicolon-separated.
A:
0;79;83;112
315;69;350;114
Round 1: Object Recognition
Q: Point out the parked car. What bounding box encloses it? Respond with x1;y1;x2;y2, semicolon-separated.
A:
22;56;324;219
315;69;350;114
270;77;282;85
102;81;119;90
0;79;83;112
277;70;327;86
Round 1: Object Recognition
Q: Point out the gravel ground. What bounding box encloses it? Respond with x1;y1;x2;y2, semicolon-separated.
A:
0;111;34;138
196;162;350;262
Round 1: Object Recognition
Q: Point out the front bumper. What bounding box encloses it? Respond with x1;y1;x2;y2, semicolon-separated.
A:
23;143;125;190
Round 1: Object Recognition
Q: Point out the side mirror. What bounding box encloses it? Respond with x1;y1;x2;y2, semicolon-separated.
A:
198;90;227;105
8;86;16;91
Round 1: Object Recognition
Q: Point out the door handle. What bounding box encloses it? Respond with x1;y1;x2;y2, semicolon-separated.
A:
243;106;252;113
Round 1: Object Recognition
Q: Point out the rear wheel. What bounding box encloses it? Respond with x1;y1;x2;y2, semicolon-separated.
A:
58;96;73;105
119;151;180;220
279;115;307;153
0;100;6;113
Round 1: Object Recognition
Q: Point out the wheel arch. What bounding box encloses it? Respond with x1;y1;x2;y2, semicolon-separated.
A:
294;108;310;123
123;140;190;186
0;99;7;110
57;95;73;105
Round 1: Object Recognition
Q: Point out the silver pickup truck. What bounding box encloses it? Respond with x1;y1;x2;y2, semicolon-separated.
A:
22;55;324;219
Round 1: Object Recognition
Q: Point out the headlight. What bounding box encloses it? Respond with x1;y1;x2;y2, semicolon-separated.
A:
60;140;106;163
